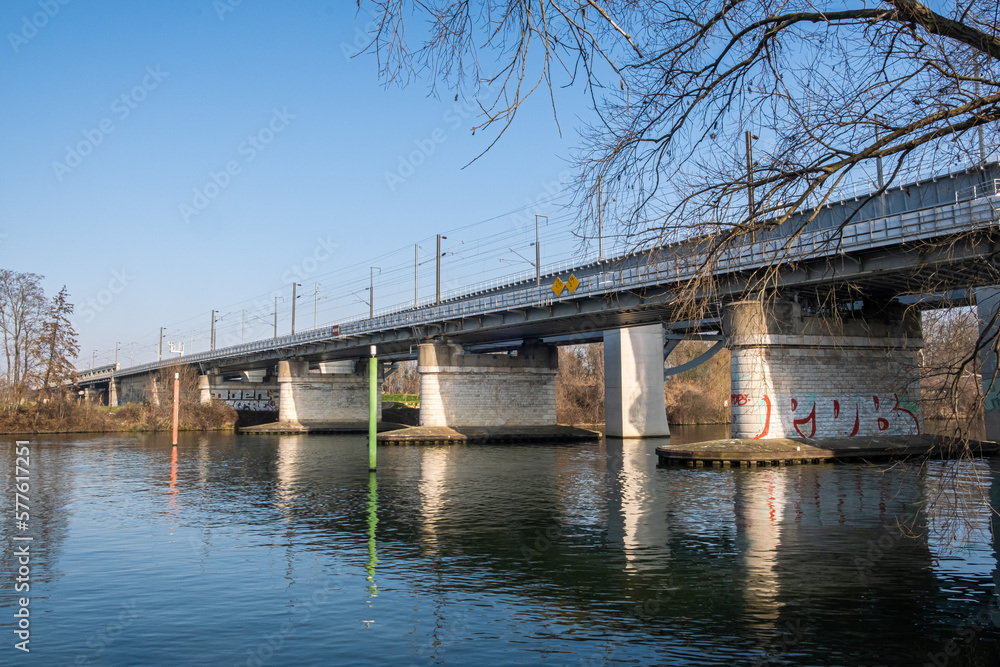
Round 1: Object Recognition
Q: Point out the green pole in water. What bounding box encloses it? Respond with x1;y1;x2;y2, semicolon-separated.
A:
365;470;378;598
369;345;377;471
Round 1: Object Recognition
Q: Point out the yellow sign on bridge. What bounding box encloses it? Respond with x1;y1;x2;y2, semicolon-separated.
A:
552;274;580;297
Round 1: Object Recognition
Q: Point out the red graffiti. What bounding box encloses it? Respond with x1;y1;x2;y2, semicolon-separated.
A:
739;392;920;439
891;393;921;435
793;402;817;438
753;395;772;439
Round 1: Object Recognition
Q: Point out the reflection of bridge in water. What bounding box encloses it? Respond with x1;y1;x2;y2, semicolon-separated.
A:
258;435;1000;663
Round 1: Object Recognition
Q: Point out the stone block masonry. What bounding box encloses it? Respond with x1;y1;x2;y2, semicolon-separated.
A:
277;360;382;424
976;287;1000;441
418;341;558;427
725;299;923;440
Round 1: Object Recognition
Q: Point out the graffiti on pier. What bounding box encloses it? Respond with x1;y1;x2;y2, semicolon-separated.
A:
211;387;277;412
740;393;920;439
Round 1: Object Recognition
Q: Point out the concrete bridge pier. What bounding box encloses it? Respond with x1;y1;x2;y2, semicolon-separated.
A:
108;378;119;407
277;359;381;425
417;341;558;427
603;325;671;438
724;299;923;440
976;287;1000;441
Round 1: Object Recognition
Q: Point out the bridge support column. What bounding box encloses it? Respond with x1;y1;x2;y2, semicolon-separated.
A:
603;325;671;438
724;299;923;440
976;288;1000;441
418;341;558;427
108;379;119;407
199;375;212;404
278;360;381;425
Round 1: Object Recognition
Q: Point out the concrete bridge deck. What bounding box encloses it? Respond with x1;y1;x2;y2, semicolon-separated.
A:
78;163;1000;381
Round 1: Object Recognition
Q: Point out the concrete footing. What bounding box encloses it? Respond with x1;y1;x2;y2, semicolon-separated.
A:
603;325;671;438
656;435;998;466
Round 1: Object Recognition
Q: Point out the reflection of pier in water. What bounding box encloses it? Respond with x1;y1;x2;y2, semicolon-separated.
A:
194;434;1000;661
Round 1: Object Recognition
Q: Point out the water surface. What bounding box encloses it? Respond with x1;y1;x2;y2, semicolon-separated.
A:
2;427;999;665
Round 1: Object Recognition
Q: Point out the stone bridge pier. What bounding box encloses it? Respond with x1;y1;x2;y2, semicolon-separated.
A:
276;359;382;425
724;299;924;440
976;287;1000;441
417;341;558;428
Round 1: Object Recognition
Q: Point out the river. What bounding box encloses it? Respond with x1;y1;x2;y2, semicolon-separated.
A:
2;427;998;665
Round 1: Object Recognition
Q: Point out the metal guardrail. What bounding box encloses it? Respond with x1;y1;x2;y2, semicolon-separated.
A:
87;184;1000;383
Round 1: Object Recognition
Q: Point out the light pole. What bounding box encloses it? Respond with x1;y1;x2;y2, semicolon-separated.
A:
314;282;320;329
274;296;279;338
158;327;164;361
534;215;545;287
369;267;381;319
210;310;217;351
92;350;96;369
291;283;301;334
414;244;419;307
114;341;119;366
436;235;447;305
596;174;604;260
745;131;755;226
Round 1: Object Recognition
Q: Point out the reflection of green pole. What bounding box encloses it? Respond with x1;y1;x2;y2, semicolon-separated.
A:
365;471;378;597
369;345;377;472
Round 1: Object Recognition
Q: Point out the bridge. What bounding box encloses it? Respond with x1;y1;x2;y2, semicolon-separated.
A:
77;162;1000;439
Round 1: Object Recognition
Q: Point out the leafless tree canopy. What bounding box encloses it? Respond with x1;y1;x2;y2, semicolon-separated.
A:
0;273;79;407
360;1;999;245
0;270;46;401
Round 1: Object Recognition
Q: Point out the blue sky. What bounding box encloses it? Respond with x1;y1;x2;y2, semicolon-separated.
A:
1;1;595;367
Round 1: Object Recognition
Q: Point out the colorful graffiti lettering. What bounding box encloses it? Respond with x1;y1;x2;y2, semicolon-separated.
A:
731;393;750;407
752;395;772;439
793;403;817;438
211;388;277;412
739;392;920;438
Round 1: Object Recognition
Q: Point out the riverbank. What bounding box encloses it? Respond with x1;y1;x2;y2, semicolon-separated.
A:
0;399;237;434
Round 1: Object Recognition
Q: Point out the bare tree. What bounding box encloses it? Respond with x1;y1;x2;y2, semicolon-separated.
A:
361;1;998;244
0;270;46;404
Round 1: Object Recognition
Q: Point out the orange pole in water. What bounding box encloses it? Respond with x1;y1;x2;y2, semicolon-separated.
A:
172;372;179;445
